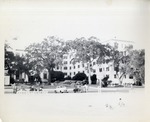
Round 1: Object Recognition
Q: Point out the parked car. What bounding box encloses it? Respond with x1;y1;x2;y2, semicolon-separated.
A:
73;85;85;93
54;86;68;93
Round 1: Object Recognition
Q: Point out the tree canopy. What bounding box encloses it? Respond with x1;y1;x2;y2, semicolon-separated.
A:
65;37;111;84
109;44;145;85
25;36;67;84
5;36;145;85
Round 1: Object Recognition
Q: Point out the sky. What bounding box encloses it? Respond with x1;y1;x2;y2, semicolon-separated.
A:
0;0;150;50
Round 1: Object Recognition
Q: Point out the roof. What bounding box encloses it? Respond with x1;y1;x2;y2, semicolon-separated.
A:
101;39;134;44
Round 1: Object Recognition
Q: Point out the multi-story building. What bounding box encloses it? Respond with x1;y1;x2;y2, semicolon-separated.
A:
99;39;135;84
5;38;135;85
48;38;135;85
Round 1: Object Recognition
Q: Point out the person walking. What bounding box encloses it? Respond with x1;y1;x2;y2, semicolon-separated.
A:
84;84;88;93
12;83;17;94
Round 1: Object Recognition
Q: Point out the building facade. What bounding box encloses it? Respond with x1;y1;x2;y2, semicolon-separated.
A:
50;39;135;84
6;39;135;85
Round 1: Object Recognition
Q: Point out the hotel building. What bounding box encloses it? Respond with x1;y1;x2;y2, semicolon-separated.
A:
5;38;135;85
52;39;134;83
42;39;135;84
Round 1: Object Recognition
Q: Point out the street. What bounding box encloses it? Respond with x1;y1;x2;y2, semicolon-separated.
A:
4;85;138;94
1;87;148;122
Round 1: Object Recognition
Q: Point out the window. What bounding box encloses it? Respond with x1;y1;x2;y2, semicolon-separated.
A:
64;61;67;64
93;62;96;65
120;51;123;56
99;68;102;72
64;72;67;76
74;66;76;69
83;71;85;73
70;72;71;76
106;59;109;64
82;64;84;67
78;65;80;68
93;69;96;73
74;72;76;75
63;56;67;59
70;61;72;64
124;51;126;56
16;53;20;56
43;73;47;79
106;75;109;78
129;75;133;79
130;45;133;49
106;67;109;71
103;60;105;64
64;67;67;70
103;68;105;71
70;66;71;70
114;42;118;49
57;67;59;70
114;74;117;78
124;75;126;78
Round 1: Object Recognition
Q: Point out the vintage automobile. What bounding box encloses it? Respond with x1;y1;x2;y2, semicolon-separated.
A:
54;86;68;93
73;85;86;93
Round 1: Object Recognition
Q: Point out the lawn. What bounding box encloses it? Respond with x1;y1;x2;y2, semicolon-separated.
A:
1;88;147;122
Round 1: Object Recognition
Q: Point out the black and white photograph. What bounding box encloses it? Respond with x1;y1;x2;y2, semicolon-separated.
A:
0;0;150;122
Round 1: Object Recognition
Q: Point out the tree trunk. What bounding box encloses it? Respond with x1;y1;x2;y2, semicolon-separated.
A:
87;63;91;84
118;73;124;85
88;73;91;85
48;69;52;85
116;73;121;85
19;72;22;81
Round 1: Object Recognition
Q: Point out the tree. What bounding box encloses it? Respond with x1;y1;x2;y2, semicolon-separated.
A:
129;49;145;84
25;36;67;84
108;44;134;85
109;44;145;85
66;37;111;84
5;43;16;84
5;43;15;71
5;42;33;83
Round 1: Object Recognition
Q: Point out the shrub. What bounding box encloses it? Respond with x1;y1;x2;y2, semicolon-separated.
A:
72;72;87;81
51;71;65;82
10;77;15;84
65;76;72;80
101;76;109;87
91;74;97;84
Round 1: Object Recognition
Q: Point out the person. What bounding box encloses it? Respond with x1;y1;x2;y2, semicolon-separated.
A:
39;87;43;91
84;84;88;93
73;84;79;93
12;83;17;94
118;98;125;107
20;86;26;91
97;79;101;93
30;85;35;91
130;83;133;89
